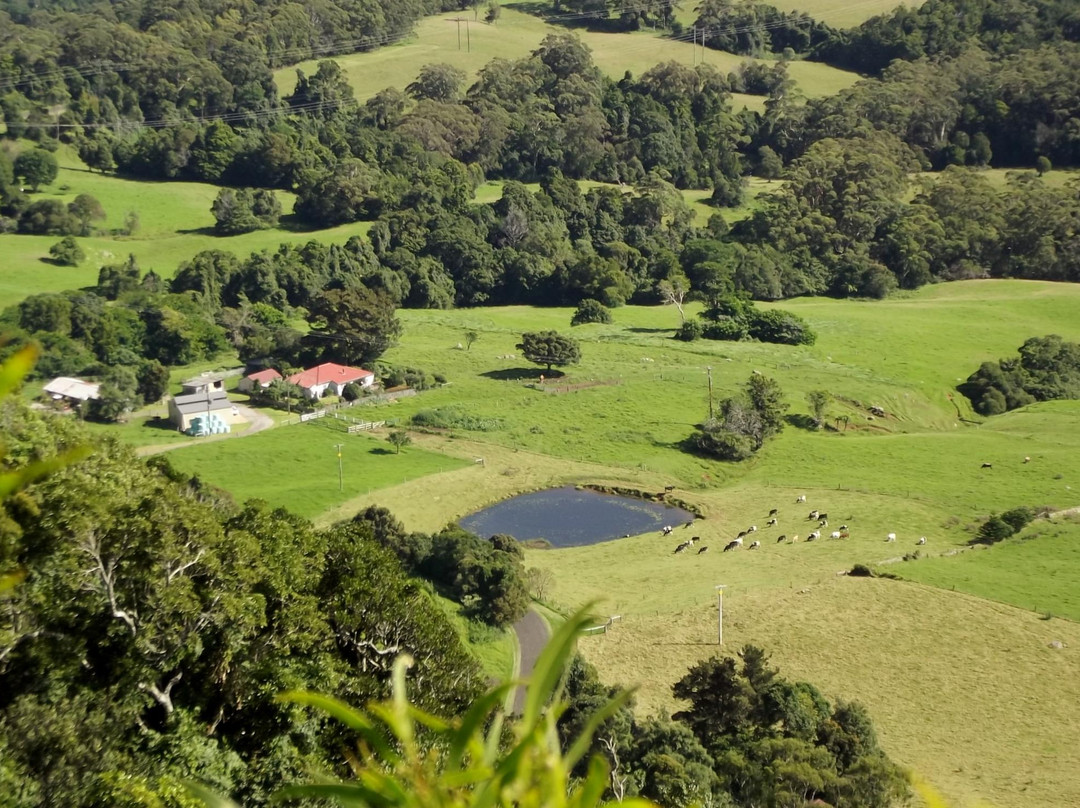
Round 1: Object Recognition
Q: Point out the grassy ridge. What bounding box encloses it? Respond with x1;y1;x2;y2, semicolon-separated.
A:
898;517;1080;620
671;0;928;28
272;8;860;105
163;420;471;519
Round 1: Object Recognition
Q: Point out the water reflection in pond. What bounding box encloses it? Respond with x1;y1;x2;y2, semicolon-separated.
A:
459;486;697;548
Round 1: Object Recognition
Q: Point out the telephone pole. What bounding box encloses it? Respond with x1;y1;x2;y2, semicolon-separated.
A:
334;443;344;492
715;584;727;645
706;365;714;420
448;17;471;52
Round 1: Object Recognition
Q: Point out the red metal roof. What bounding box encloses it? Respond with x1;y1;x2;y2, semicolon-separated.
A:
287;363;373;389
246;368;282;383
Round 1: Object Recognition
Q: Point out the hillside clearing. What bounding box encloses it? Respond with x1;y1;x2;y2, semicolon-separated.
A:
272;8;860;104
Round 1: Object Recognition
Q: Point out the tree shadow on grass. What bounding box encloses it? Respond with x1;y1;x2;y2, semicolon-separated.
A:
175;226;218;236
626;326;675;334
369;447;395;456
785;414;821;431
481;367;560;382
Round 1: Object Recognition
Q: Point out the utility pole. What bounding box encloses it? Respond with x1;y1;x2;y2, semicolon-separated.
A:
334;443;344;492
448;18;471;52
692;26;697;65
706;365;714;420
715;584;727;645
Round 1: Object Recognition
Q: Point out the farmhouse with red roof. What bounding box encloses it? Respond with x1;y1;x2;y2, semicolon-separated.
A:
237;368;283;393
288;362;374;399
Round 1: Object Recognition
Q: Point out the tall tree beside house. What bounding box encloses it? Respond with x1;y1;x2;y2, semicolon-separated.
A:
305;286;402;367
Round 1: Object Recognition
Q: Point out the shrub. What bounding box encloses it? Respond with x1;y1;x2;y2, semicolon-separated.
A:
1000;506;1036;534
702;318;748;341
570;298;612;326
975;515;1014;544
748;309;816;345
675;318;703;341
341;382;362;401
48;236;85;266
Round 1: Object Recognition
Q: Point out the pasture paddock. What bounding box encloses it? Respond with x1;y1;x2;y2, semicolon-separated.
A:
271;7;860;105
331;280;1080;808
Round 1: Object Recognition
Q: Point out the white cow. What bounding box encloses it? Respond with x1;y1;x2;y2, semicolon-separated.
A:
886;533;897;542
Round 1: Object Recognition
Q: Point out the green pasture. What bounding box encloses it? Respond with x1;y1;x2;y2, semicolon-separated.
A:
272;7;859;105
672;0;927;29
0;150;373;311
898;516;1080;621
316;280;1080;808
163;420;471;519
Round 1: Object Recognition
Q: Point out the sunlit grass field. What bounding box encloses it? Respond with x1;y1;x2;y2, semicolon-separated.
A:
672;0;927;29
272;7;860;107
299;279;1080;808
0;146;374;311
899;517;1080;621
163;420;471;519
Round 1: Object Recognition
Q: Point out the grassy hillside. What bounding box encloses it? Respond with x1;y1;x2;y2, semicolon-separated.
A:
0;146;374;311
672;0;927;28
272;279;1080;808
898;516;1080;620
163;419;470;519
272;7;860;106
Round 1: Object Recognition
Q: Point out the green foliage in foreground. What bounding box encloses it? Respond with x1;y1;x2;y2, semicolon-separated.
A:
959;334;1080;415
262;609;648;808
0;403;485;807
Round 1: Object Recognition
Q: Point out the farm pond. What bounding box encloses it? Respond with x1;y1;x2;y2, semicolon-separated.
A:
459;486;697;548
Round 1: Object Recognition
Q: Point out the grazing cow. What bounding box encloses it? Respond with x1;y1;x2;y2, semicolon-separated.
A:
686;536;695;547
697;545;709;554
818;519;828;527
1024;456;1031;464
839;524;848;531
748;540;760;549
806;531;820;542
622;534;631;538
808;510;819;520
768;508;779;517
662;525;673;536
737;530;748;539
691;536;701;543
830;531;841;539
776;534;787;543
747;525;758;533
796;495;806;503
684;521;694;529
839;531;850;539
674;542;689;554
664;485;676;492
818;512;828;521
981;462;993;469
723;540;741;552
917;536;927;545
886;532;897;542
766;518;777;526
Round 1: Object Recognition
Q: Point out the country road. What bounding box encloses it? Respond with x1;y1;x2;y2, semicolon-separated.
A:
512;610;550;715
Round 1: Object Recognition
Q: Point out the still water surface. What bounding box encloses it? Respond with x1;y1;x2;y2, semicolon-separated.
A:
459;486;697;548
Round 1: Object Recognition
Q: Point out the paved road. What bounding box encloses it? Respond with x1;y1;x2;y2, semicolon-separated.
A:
512;609;550;715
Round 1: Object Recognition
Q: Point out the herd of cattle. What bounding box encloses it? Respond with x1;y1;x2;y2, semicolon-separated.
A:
665;493;928;555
